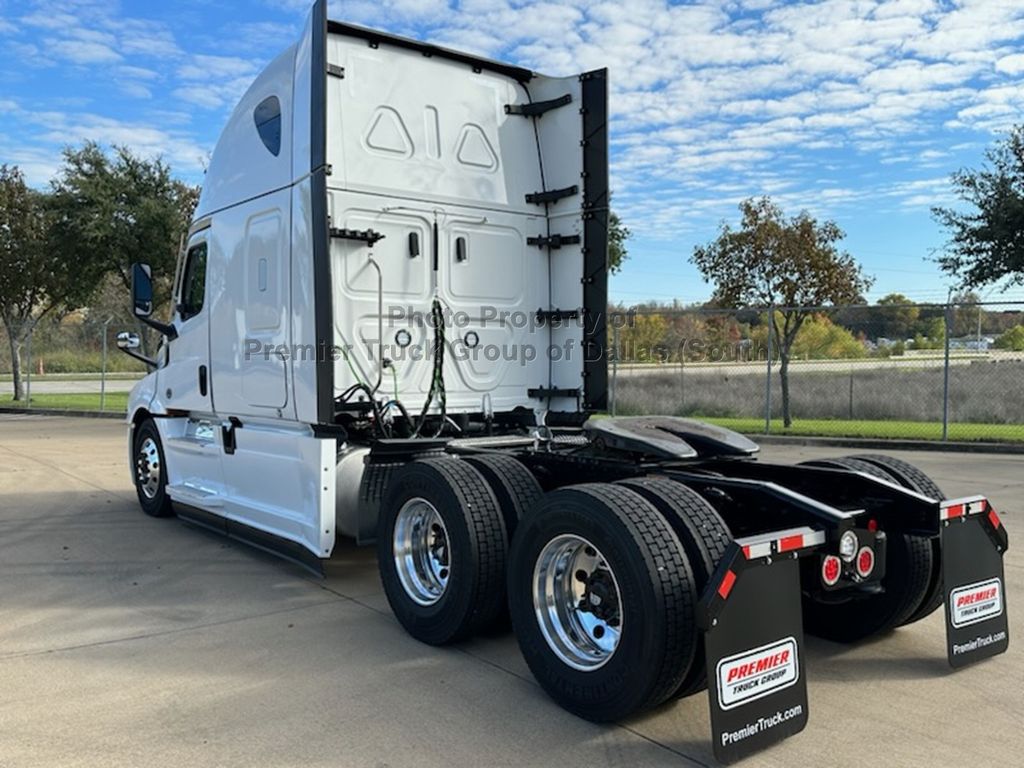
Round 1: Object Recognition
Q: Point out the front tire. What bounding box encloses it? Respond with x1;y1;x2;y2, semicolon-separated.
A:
508;483;698;721
132;419;173;518
378;458;507;645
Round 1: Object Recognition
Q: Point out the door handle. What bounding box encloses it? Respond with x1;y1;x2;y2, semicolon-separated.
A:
199;365;208;397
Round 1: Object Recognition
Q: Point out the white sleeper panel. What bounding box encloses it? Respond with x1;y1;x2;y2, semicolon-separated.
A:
325;33;541;214
208;189;292;416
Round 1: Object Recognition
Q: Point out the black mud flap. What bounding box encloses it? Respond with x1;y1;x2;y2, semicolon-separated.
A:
940;497;1010;668
698;527;824;764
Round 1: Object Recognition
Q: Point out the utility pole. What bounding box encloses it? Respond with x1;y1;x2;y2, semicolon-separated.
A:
942;289;952;441
765;305;773;434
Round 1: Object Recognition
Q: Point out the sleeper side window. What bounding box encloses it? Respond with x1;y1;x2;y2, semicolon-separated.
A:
179;242;207;321
254;95;282;156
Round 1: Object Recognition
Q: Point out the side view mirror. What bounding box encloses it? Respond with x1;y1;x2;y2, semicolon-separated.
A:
132;263;154;318
117;332;141;350
115;329;157;369
129;262;178;341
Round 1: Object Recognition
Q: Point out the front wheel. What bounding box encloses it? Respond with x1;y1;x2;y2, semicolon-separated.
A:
132;419;173;517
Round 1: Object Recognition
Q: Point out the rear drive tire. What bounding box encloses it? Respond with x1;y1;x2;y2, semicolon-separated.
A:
462;454;542;538
508;483;699;721
847;454;945;625
378;458;507;645
616;476;731;697
799;456;933;642
132;419;174;518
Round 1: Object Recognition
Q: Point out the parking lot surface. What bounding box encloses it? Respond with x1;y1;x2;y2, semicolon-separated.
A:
1;415;1021;767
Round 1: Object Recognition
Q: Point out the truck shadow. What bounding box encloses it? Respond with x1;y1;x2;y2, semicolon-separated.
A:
801;632;950;681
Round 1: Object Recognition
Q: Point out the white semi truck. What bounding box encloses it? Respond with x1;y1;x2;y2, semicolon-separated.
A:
119;2;1010;761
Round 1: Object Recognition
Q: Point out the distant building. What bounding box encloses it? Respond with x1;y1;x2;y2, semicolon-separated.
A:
948;336;995;351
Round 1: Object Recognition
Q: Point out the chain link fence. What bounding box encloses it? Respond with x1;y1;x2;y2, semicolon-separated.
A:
0;315;146;413
608;301;1024;443
3;302;1024;443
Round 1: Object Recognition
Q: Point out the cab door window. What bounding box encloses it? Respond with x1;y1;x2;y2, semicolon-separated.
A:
179;242;208;321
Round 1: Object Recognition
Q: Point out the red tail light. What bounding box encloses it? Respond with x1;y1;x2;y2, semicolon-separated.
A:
856;547;875;579
821;555;842;586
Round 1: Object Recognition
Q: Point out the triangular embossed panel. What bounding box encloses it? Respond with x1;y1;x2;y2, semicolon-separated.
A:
365;106;413;157
456;123;498;170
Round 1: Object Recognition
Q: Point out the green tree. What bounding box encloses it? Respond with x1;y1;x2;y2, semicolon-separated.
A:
876;293;920;340
618;313;668;362
48;142;200;350
608;209;631;274
951;290;984;339
0;165;102;400
994;325;1024;351
934;126;1024;288
909;316;946;349
692;197;872;426
790;314;866;359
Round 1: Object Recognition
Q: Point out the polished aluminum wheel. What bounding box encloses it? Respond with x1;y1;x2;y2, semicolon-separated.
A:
393;497;450;606
533;534;623;671
135;436;161;500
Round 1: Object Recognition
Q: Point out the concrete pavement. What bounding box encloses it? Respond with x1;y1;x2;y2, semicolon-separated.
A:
0;415;1021;767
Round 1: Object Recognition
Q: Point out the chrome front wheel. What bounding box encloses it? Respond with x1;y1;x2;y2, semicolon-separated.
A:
533;534;623;671
132;420;173;517
135;436;162;500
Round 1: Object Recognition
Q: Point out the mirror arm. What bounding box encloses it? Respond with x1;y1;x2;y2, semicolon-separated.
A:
139;316;178;341
119;347;158;370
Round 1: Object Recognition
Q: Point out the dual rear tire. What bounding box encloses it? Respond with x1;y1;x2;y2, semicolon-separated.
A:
508;483;701;721
376;457;728;721
377;458;510;645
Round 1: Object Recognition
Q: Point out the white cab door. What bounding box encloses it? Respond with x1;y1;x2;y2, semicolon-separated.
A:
161;234;214;414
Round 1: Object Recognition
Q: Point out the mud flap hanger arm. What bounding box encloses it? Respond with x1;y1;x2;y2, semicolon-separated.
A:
664;470;862;543
699;526;826;632
674;462;944;537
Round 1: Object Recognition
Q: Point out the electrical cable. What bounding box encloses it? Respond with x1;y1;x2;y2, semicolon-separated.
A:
412;298;447;437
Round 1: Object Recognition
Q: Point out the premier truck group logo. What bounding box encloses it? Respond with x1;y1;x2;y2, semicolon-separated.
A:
716;637;799;710
950;578;1003;628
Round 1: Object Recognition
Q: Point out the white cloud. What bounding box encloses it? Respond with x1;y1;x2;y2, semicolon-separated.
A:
178;55;258;82
16;106;209;174
4;0;1024;260
117;65;159;81
49;39;122;64
995;53;1024;75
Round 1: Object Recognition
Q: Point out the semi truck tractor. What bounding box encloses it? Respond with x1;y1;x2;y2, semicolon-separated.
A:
118;1;1009;761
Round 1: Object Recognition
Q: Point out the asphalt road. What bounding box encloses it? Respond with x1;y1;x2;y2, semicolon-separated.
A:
0;415;1020;768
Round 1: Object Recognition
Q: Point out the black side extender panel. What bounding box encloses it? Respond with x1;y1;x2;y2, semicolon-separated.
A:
580;69;608;412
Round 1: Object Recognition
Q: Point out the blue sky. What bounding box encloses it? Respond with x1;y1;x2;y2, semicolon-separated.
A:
3;0;1024;305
